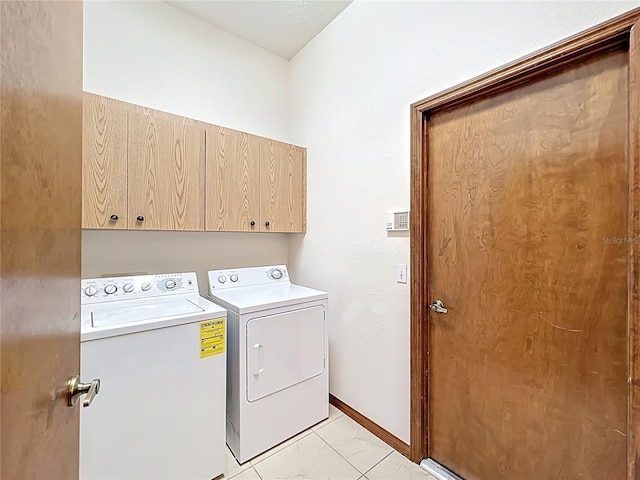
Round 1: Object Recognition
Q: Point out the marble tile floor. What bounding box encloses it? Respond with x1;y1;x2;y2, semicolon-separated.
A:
221;405;438;480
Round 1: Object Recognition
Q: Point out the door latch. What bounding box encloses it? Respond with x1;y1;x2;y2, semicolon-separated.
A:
67;374;100;407
429;300;448;314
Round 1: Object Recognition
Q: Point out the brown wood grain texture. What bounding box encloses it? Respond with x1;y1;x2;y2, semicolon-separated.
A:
410;10;640;474
259;140;306;233
128;112;205;231
329;394;412;459
428;51;628;480
83;92;307;233
1;1;82;479
205;127;260;231
410;106;428;462
629;20;640;480
82;95;127;229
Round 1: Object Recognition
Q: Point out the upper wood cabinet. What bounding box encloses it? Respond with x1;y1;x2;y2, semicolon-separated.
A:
82;95;128;229
128;113;205;231
259;140;306;233
206;127;260;232
205;128;306;233
83;93;306;233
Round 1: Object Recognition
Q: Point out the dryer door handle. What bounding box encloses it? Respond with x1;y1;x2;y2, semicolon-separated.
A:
252;343;264;375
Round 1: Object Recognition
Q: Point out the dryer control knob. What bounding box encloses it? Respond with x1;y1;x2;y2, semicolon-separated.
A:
141;282;152;292
123;283;134;293
270;269;283;280
218;275;226;284
165;279;176;289
84;285;97;297
230;274;239;283
104;284;117;295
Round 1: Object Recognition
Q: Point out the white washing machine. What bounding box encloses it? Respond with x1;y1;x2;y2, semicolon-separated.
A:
80;272;227;480
207;265;329;463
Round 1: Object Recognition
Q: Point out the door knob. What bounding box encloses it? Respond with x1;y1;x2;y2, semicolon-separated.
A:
429;300;448;314
67;374;100;407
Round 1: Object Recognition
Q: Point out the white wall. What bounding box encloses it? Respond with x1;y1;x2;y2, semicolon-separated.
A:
84;0;289;141
82;1;291;286
288;0;640;444
82;231;289;296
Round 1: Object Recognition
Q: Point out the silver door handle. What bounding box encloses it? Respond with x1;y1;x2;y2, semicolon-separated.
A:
429;300;448;314
67;374;101;407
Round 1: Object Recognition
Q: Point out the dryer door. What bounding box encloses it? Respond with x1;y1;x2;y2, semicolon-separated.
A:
246;305;325;402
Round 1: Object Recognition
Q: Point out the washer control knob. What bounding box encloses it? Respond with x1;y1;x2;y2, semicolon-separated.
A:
165;279;176;290
84;285;97;297
104;284;117;295
270;269;283;280
123;283;134;293
141;282;152;292
230;274;239;283
218;275;226;284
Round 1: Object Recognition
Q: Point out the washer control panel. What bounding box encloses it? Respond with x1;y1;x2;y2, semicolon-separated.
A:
208;265;289;291
81;272;198;304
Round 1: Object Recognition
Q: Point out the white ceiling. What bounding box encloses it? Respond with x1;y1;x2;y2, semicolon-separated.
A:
166;0;352;60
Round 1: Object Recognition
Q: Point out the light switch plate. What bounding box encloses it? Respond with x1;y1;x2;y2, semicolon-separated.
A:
396;264;408;284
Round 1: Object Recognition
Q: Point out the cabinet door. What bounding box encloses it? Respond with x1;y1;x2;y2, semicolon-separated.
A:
205;128;260;232
128;113;205;231
82;95;128;229
259;141;306;233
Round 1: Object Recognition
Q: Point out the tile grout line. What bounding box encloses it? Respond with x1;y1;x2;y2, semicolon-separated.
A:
250;429;315;467
312;411;344;432
251;412;343;468
252;465;264;480
227;462;252;480
313;428;391;478
316;413;397;477
361;450;394;477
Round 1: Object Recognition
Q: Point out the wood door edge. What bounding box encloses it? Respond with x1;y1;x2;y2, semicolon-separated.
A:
628;18;640;480
409;8;640;473
329;394;412;459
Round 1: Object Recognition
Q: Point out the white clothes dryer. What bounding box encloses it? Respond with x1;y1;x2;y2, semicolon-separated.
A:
80;272;226;480
207;265;328;463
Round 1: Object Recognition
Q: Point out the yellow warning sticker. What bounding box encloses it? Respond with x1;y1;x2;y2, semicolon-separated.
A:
199;318;225;359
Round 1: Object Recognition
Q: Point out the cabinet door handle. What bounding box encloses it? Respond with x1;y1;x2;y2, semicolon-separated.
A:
250;221;255;227
136;216;144;223
109;214;119;222
265;221;270;227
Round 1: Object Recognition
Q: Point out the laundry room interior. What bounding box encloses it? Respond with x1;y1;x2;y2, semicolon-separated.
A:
46;0;640;480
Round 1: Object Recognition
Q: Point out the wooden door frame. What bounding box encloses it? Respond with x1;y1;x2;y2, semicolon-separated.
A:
409;8;640;479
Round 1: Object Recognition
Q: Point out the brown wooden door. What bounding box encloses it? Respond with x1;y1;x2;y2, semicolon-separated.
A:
128;112;205;231
1;1;83;479
82;93;128;229
205;127;260;232
428;49;628;480
259;140;306;233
